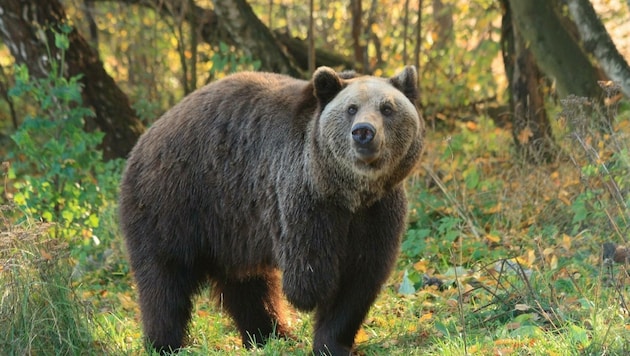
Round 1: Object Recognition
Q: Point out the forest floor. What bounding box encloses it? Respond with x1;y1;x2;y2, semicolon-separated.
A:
2;101;630;355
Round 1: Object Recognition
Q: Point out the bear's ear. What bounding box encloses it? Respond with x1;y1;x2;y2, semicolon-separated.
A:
389;66;418;103
313;67;344;107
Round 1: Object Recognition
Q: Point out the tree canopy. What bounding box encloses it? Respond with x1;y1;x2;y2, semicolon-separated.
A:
0;0;629;159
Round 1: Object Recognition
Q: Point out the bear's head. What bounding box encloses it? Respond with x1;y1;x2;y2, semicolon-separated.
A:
312;66;422;180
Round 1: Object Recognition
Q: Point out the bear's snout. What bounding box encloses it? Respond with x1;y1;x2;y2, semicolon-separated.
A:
351;123;376;145
351;122;381;164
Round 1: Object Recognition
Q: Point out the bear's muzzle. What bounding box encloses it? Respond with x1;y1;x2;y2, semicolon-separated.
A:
351;122;381;164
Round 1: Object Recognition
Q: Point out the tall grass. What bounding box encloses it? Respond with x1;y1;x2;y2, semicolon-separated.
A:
0;207;109;355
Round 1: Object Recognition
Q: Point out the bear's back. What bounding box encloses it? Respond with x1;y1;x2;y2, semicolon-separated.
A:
119;72;316;269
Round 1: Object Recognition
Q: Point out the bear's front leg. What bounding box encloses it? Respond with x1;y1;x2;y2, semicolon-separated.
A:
312;188;407;355
278;204;351;311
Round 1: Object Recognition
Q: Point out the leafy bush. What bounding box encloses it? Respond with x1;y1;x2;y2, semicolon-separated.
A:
559;92;630;238
7;27;122;261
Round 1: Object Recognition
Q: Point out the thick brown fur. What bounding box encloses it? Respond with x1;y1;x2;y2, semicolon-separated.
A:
119;66;424;355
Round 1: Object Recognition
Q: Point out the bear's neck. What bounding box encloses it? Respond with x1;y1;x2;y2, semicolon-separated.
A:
307;131;391;212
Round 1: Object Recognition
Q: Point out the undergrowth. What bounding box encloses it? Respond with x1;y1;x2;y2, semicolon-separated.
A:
0;207;111;354
2;32;630;353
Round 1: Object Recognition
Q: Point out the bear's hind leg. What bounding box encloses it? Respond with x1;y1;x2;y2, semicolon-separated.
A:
214;270;290;349
134;261;204;354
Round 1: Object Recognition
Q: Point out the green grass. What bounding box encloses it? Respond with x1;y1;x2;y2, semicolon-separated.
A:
0;213;111;355
3;99;630;355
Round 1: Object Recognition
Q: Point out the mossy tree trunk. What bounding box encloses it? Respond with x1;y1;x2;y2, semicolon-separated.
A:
566;0;630;98
211;0;302;77
501;0;556;163
507;0;602;100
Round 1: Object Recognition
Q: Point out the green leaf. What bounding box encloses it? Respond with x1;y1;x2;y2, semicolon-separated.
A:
398;270;416;295
88;214;99;228
42;211;54;222
62;209;74;223
55;32;70;51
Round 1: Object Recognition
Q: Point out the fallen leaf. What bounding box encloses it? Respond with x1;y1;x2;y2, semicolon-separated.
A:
419;313;433;323
413;260;429;273
355;328;370;344
485;234;501;243
40;249;53;261
514;303;530;311
517;127;534;144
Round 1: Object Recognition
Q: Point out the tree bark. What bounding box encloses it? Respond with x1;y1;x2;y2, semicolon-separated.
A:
432;0;454;51
350;0;364;71
307;0;315;74
566;0;630;98
211;0;301;77
0;0;144;160
402;0;410;64
273;31;354;70
501;0;556;163
507;0;602;99
414;0;423;97
91;0;352;74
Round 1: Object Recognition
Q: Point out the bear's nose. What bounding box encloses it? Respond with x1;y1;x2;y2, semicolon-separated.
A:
351;123;376;145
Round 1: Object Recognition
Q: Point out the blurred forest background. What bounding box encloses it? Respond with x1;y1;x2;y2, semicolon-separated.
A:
2;0;630;355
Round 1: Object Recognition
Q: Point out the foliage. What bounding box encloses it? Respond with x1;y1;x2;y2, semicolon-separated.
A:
206;42;262;79
0;208;111;354
1;1;630;354
393;94;630;354
558;91;630;238
7;27;122;264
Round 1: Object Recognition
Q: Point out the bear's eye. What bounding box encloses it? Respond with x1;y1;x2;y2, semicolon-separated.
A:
347;105;358;115
380;104;394;116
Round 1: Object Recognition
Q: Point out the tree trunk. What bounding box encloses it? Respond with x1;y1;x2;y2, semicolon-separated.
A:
566;0;630;98
507;0;602;99
432;0;454;51
414;0;423;98
350;0;364;71
273;31;354;70
91;0;352;74
502;0;556;163
402;0;410;64
307;0;316;74
0;0;144;160
211;0;301;77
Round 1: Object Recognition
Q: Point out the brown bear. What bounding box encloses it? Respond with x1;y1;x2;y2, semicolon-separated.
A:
118;66;424;355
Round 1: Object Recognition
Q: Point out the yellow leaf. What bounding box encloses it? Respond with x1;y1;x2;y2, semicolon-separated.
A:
485;234;501;243
517;127;534;144
465;121;478;131
561;234;572;250
354;328;370;344
549;254;558;269
515;249;536;267
420;312;433;322
542;247;555;257
484;203;502;214
413;260;429;273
